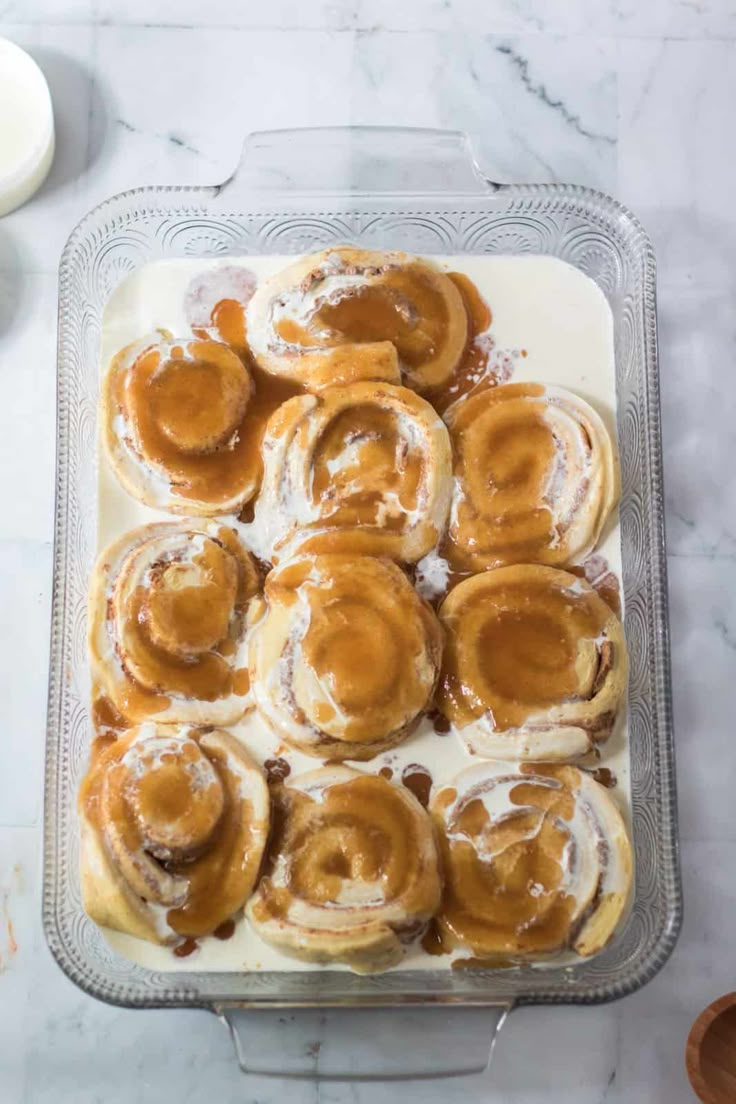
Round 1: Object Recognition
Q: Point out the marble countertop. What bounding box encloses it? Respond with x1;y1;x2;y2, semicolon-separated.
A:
1;1;734;1100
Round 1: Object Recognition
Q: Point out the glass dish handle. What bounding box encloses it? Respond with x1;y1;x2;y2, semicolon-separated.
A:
215;126;496;196
215;1004;511;1080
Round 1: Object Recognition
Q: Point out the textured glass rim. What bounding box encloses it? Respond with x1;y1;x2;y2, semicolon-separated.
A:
45;173;682;1011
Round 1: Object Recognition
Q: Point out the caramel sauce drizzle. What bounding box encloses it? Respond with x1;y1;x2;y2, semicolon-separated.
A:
201;298;304;491
434;766;582;955
80;729;262;938
112;528;258;712
173;937;198;958
92;692;127;737
273;261;467;391
443;382;564;572
309;401;423;526
252;774;434;924
400;764;433;809
111;336;262;507
438;569;613;731
263;757;291;786
426;272;494;415
568;554;622;617
421;917;452;956
305;267;445;369
262;555;443;747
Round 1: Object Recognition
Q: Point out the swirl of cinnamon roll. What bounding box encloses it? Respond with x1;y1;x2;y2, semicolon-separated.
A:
247;766;441;973
103;335;261;514
89;522;258;725
437;565;627;761
446;383;618;570
251;381;452;563
248;555;444;760
432;762;632;960
246;247;468;391
79;724;269;944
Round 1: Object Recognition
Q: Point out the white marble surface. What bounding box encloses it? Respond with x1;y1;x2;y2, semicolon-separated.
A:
0;1;734;1100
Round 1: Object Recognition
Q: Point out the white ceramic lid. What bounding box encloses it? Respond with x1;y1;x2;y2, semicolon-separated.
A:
0;36;55;217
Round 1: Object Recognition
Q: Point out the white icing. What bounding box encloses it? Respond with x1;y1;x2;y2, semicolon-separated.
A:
414;546;451;601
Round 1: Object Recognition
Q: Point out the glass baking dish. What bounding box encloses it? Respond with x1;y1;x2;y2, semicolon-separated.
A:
44;127;681;1079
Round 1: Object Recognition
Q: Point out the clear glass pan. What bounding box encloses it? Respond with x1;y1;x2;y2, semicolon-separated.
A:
44;126;681;1073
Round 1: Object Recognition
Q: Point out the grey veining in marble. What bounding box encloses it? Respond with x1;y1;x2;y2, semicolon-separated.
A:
1;1;735;1101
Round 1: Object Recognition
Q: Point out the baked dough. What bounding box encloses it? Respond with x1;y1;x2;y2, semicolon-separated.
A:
446;382;618;570
80;724;269;944
246;247;468;391
248;554;443;760
250;380;452;564
88;521;258;725
103;335;261;514
437;564;628;761
247;766;441;972
432;761;632;960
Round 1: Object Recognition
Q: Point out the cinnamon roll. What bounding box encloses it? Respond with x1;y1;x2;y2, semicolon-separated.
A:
246;247;468;391
89;522;258;725
248;555;444;760
103;335;261;514
247;766;441;973
446;383;618;570
432;762;632;960
251;381;452;563
437;565;627;761
79;724;269;944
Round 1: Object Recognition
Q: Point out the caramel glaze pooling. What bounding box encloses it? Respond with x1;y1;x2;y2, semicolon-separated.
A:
310;402;423;528
438;566;616;733
282;265;453;377
401;764;433;809
118;528;256;715
250;773;440;937
249;555;444;758
80;727;267;938
445;382;557;570
443;382;618;572
92;692;127;737
426;272;494;415
254;378;452;565
198;298;303;489
252;250;469;392
433;765;579;956
432;762;632;959
110;336;266;509
267;260;493;410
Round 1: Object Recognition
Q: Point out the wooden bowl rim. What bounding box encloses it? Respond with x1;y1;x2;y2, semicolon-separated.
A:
686;992;736;1104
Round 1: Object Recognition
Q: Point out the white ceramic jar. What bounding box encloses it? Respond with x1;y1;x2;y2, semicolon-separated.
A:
0;36;55;217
